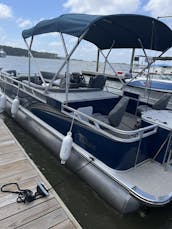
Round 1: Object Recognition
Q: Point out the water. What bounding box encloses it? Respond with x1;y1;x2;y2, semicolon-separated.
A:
0;55;129;75
1;56;172;228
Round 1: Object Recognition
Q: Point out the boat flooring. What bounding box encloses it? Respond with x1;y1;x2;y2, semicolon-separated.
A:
116;160;172;197
0;118;81;229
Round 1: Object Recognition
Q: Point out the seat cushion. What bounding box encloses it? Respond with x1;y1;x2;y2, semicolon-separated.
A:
92;113;109;124
137;105;152;116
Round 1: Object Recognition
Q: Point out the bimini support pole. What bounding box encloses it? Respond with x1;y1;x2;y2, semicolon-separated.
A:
46;28;89;93
99;49;124;85
96;49;100;72
138;38;152;97
130;48;135;75
28;36;33;84
60;32;70;104
23;38;46;85
103;40;115;74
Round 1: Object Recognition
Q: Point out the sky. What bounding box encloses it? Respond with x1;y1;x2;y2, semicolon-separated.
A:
0;0;172;63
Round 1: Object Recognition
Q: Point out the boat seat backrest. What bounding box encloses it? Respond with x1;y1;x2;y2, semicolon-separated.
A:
137;93;171;116
77;106;93;122
88;75;106;89
108;97;129;127
152;93;171;110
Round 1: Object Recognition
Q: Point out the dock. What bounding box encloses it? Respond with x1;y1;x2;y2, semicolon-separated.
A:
0;118;81;228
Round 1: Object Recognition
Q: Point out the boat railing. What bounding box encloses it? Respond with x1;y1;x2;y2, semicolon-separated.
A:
0;71;46;103
62;104;158;143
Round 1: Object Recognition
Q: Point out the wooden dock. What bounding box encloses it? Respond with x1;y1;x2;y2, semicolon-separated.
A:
0;118;81;229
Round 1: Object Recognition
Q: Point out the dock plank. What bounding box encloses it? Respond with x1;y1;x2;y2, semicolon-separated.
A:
0;198;60;228
0;159;34;180
0;140;20;154
0;195;54;221
16;208;68;229
0;150;26;165
0;168;38;187
0;119;81;228
51;219;77;229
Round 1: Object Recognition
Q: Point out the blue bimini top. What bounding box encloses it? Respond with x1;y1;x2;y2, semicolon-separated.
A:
22;13;172;51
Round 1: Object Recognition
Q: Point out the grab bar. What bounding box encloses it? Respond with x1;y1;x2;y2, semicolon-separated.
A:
62;104;158;142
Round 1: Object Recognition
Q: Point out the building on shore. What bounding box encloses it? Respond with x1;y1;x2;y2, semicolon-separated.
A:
0;48;6;57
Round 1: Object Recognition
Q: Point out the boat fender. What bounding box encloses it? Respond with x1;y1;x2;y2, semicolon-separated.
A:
0;93;6;113
11;96;20;118
60;132;73;164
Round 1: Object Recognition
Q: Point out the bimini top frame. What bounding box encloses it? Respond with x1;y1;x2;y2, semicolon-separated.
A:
23;13;172;51
22;14;172;99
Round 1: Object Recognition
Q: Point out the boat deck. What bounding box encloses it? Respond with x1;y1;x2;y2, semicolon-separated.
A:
0;118;81;228
116;160;172;197
49;90;118;103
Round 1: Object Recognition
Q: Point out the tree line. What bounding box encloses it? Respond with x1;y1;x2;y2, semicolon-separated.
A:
0;45;58;59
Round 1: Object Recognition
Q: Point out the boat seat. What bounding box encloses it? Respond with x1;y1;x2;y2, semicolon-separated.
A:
108;97;129;127
92;113;109;124
92;97;129;128
137;93;171;116
88;75;106;89
118;112;139;130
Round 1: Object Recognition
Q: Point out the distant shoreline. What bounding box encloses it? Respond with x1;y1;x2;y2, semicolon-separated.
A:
2;47;129;65
0;45;58;59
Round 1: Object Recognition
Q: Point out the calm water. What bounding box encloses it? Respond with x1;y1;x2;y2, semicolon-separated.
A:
0;55;129;75
1;56;172;229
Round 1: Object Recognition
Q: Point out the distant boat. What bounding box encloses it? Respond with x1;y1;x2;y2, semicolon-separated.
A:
127;77;172;92
0;49;6;58
127;55;172;93
133;55;172;75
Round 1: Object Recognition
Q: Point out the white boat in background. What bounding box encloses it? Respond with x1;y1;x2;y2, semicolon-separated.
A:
126;55;172;92
0;48;6;58
133;55;172;75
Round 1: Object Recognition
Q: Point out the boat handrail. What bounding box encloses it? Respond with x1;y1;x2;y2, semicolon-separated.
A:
62;104;158;143
0;72;47;103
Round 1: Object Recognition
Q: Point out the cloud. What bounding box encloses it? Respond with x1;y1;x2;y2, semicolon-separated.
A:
0;27;6;43
49;41;61;47
3;40;24;48
16;18;33;28
0;3;12;19
63;0;140;14
144;0;172;18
